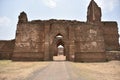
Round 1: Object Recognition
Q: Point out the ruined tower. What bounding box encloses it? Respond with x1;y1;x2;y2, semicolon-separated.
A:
0;0;119;61
87;0;101;23
18;11;28;23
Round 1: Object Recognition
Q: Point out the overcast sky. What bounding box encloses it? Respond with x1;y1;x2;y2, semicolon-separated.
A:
0;0;120;40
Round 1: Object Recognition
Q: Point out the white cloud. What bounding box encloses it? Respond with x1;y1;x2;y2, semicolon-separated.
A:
42;0;57;8
95;0;119;12
0;16;15;40
0;16;11;27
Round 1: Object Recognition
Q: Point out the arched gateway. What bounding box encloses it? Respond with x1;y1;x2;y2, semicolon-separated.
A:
11;0;119;62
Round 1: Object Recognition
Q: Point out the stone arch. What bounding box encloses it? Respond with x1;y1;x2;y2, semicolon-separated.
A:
49;32;68;60
56;39;65;56
50;31;68;45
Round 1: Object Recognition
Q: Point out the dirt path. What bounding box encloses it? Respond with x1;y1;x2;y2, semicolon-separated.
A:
1;60;119;80
27;61;85;80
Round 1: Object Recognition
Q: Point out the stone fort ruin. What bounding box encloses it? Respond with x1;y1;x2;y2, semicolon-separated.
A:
0;0;120;62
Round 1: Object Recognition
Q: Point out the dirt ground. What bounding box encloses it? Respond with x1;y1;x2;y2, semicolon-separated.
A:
71;60;120;80
0;60;49;80
0;60;120;80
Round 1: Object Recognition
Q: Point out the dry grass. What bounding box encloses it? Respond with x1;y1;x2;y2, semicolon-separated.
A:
0;60;49;80
0;60;120;80
71;60;120;80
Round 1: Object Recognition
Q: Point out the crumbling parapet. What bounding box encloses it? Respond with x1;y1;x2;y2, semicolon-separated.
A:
87;0;101;23
18;11;28;23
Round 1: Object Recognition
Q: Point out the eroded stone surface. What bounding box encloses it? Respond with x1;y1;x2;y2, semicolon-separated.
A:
0;0;119;62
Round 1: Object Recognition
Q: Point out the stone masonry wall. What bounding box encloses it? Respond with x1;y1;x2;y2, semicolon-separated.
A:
0;40;15;59
102;22;119;51
74;23;106;62
106;51;120;61
12;22;45;61
2;0;119;62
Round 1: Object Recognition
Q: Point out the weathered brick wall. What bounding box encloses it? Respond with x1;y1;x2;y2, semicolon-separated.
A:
74;24;106;62
102;22;119;51
0;0;120;62
12;20;45;61
12;52;44;61
0;40;15;59
14;23;45;52
75;24;105;52
106;51;120;61
75;52;106;62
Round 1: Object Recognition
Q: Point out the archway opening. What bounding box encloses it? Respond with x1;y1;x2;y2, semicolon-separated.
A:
58;45;64;55
53;34;66;61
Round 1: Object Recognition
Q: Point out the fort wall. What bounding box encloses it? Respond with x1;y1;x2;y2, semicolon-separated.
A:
0;0;120;62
